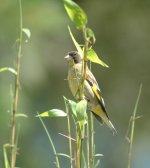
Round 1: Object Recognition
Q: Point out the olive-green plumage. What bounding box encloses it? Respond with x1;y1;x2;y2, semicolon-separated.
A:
65;51;116;134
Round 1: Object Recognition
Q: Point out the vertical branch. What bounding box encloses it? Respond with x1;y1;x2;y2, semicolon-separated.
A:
81;28;88;98
82;27;96;168
74;27;89;168
11;0;22;168
79;28;89;100
127;84;142;168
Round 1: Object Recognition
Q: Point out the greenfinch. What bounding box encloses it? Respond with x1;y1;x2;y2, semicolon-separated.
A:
65;51;116;134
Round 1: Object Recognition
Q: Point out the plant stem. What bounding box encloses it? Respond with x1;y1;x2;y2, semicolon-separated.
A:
80;138;83;168
127;84;142;168
11;0;22;167
82;149;87;168
90;112;95;168
74;27;89;168
39;116;60;168
75;124;84;168
65;100;73;168
79;28;88;100
86;122;90;168
75;125;79;168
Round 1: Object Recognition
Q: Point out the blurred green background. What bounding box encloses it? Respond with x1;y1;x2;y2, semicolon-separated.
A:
0;0;150;167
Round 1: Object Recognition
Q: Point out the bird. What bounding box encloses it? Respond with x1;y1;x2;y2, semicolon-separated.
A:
64;51;117;134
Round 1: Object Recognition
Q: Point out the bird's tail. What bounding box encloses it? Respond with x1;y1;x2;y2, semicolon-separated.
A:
105;119;117;135
91;105;117;135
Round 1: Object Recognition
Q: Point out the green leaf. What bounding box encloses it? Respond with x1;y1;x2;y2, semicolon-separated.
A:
68;26;83;57
36;109;67;118
63;96;78;118
87;49;109;68
0;67;17;75
76;99;87;122
64;97;87;123
64;0;87;29
68;99;77;117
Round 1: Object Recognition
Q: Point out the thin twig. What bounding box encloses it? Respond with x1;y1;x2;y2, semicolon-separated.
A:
58;132;75;141
38;115;60;168
11;0;22;167
127;84;142;168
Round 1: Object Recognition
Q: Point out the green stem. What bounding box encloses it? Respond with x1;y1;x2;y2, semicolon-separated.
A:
82;149;87;168
39;116;60;168
80;138;83;168
90;112;95;168
75;125;80;168
75;27;90;168
75;124;83;168
79;28;89;100
127;84;142;168
65;100;73;168
86;122;90;168
11;0;22;167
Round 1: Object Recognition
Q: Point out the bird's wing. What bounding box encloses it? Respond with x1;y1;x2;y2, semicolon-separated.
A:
85;69;117;134
86;68;101;91
85;68;109;118
86;79;109;118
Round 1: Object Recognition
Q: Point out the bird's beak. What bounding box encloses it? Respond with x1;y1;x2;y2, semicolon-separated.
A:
64;54;71;60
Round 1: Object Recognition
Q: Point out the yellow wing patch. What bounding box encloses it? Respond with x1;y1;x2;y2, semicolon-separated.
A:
91;84;101;100
92;104;105;118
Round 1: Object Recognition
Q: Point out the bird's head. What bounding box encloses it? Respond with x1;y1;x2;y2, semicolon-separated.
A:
64;51;81;64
